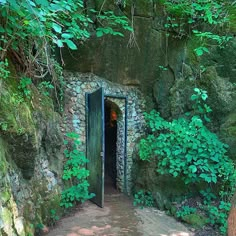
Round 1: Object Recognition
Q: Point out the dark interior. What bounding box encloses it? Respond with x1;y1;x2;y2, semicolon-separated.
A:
104;99;118;191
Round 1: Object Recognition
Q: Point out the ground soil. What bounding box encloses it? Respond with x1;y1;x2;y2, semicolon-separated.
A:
45;183;194;236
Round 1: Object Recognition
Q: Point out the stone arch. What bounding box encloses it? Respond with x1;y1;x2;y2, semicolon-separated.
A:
63;72;146;195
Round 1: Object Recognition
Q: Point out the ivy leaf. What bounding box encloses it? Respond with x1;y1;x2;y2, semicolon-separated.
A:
62;33;73;39
194;47;204;56
0;0;7;4
0;26;5;33
65;39;77;50
52;23;62;33
96;30;103;37
201;93;208;101
56;39;63;48
28;0;36;7
35;0;49;6
189;165;197;173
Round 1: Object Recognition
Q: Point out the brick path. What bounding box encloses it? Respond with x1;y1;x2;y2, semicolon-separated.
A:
46;189;193;236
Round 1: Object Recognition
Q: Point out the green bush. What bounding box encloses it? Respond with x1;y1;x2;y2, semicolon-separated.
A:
60;132;94;208
139;88;236;234
133;190;154;208
176;206;197;218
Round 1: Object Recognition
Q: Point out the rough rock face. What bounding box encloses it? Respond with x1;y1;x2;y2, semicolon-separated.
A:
0;76;64;235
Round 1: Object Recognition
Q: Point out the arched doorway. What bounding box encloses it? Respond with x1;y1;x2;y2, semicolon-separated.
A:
104;99;122;192
86;88;127;207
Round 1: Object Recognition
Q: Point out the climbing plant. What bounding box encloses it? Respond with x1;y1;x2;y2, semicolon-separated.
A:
60;132;94;208
0;0;132;109
139;88;236;234
161;0;234;55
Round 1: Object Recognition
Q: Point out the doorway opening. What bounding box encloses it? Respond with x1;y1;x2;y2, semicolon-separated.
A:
86;88;128;207
104;99;121;194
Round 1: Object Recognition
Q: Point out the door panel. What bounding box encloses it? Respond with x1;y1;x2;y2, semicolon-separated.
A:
86;88;104;207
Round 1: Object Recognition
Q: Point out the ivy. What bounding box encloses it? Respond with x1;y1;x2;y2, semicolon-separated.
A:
0;0;132;107
139;88;236;233
60;132;95;208
18;77;32;99
161;0;235;56
133;190;154;208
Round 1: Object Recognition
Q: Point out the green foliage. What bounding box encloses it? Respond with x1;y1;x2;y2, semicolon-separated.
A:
0;0;131;113
205;201;231;234
49;209;59;226
95;10;133;37
0;0;131;58
139;88;236;233
140;88;235;186
0;121;8;131
35;223;44;230
133;190;154;208
140;111;233;186
38;81;54;96
0;59;9;79
200;188;216;205
158;65;168;71
18;77;32;99
176;206;197;219
190;88;212;122
60;132;94;208
0;0;89;52
12;93;24;105
161;0;234;56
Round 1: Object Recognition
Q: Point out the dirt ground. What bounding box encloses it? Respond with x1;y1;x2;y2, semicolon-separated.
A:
46;188;194;236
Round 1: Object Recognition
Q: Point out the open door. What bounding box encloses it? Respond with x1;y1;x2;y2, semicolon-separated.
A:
86;88;105;207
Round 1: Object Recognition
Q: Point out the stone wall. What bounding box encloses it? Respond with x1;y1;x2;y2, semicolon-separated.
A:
63;72;146;194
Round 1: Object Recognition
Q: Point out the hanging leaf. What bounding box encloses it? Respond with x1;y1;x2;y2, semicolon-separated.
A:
0;0;6;4
194;47;204;56
96;30;103;37
62;33;73;39
56;39;63;48
65;39;77;50
52;23;62;33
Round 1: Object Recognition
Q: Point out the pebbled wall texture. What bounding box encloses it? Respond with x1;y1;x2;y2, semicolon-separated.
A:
62;72;146;194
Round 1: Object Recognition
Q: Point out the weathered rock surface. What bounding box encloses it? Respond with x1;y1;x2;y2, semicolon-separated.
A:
0;72;64;235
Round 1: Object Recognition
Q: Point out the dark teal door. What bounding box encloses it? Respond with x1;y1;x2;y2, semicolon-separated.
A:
86;88;105;207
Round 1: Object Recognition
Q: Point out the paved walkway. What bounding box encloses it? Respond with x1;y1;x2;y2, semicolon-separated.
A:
46;188;193;236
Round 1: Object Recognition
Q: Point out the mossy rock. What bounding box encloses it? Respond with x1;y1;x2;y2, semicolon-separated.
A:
170;205;178;216
182;213;208;228
40;194;63;226
1;190;11;203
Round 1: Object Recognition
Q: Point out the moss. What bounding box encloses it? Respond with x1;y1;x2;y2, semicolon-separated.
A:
1;208;12;224
0;58;57;139
186;36;202;66
170;205;177;216
40;194;62;226
23;222;34;236
1;190;11;203
0;77;35;135
0;148;7;175
182;213;208;228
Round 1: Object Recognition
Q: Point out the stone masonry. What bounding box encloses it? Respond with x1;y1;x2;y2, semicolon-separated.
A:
63;72;146;194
